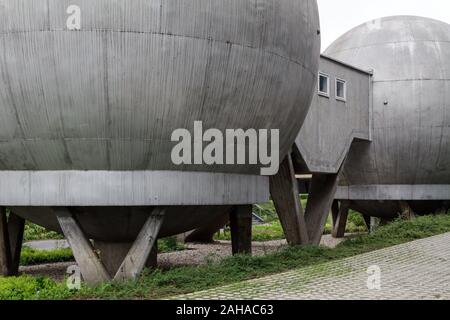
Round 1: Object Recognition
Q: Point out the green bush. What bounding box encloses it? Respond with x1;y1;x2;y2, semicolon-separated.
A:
24;223;63;242
158;237;186;253
0;276;70;300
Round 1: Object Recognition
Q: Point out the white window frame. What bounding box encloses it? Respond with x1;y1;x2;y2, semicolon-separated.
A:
318;72;330;98
335;78;347;102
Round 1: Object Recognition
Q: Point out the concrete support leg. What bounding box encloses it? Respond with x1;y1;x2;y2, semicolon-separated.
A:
56;207;164;284
114;209;164;281
331;200;339;228
270;154;309;245
0;208;25;276
55;208;111;285
331;201;350;238
398;201;416;220
304;172;341;245
230;205;252;255
0;209;11;276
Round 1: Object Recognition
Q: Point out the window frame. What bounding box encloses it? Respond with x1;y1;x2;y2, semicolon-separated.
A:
335;78;347;102
318;72;330;98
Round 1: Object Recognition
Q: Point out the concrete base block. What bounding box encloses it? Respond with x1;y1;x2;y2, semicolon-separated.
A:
95;241;158;276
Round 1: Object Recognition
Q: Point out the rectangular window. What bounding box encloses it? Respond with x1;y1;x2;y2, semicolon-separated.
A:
336;78;347;101
318;73;329;97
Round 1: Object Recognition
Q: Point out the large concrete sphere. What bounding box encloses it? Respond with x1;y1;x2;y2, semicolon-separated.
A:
326;16;450;216
0;0;321;239
0;0;320;175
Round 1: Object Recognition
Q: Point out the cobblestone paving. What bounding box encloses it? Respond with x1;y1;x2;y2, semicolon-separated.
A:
172;233;450;300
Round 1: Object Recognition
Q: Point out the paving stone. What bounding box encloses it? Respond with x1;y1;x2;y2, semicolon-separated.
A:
171;233;450;300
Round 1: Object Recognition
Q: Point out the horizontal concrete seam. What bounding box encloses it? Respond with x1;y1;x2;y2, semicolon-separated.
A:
372;125;450;130
0;28;316;77
327;39;450;56
373;78;450;83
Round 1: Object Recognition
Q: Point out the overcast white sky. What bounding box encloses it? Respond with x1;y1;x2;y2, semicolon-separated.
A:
318;0;450;50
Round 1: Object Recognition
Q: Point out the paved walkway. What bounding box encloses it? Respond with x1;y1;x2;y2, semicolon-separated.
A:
172;233;450;300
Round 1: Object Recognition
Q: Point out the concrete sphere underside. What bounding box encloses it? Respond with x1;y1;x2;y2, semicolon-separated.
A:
0;1;321;238
12;206;234;242
326;16;450;217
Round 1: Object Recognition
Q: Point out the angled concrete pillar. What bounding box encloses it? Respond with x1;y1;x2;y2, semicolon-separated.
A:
304;172;341;245
230;205;252;255
270;154;309;245
114;210;164;281
56;207;165;285
0;208;25;276
331;200;350;238
55;208;111;285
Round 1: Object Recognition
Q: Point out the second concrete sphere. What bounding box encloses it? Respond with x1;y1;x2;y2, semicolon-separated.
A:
326;16;450;216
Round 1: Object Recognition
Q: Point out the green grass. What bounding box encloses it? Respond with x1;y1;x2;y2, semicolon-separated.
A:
19;237;186;267
0;276;73;300
215;220;285;242
158;237;187;253
2;213;449;300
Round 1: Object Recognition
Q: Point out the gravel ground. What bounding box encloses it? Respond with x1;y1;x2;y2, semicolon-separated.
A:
19;234;355;281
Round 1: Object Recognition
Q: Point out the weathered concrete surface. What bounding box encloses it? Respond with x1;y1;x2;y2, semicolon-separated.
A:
114;210;164;281
0;0;321;244
0;171;268;206
173;233;450;300
270;154;309;245
331;200;350;238
13;205;235;242
55;208;111;284
304;172;341;245
336;185;450;201
0;0;320;175
229;206;253;255
296;56;372;174
326;16;450;210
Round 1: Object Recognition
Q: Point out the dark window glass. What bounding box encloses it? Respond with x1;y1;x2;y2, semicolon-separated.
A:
336;79;346;100
319;74;329;95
